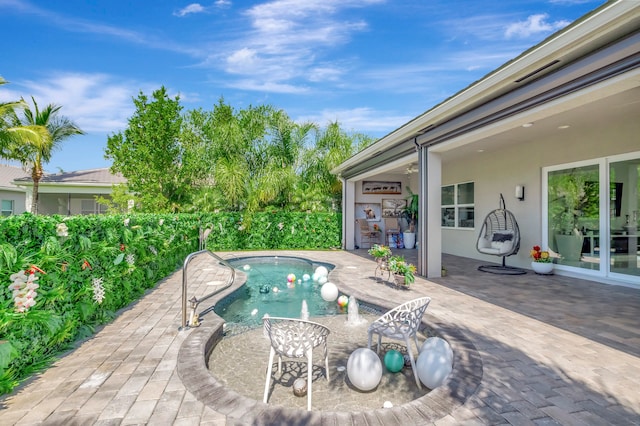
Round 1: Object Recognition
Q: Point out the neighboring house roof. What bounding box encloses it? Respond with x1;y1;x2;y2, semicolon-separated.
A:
14;168;126;187
0;164;29;192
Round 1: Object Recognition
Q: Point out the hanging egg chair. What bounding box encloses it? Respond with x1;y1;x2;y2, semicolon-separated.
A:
476;194;526;275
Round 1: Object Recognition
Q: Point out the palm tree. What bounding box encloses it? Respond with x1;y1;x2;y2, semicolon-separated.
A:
0;78;51;161
9;97;84;214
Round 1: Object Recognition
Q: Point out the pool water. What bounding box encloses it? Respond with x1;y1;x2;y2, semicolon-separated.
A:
214;256;339;332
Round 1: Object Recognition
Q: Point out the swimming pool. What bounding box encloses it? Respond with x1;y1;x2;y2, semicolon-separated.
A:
214;256;339;332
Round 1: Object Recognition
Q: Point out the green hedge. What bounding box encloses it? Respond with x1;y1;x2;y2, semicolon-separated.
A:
0;211;341;395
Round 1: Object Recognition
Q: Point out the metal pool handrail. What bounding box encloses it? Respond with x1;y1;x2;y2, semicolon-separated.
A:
181;249;235;330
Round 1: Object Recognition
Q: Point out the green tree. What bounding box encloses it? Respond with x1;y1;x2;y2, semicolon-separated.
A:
299;121;375;210
105;87;191;213
0;78;50;167
4;95;83;214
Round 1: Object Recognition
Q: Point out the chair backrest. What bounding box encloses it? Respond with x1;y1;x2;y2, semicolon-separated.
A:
263;316;331;358
372;297;431;333
357;219;371;232
384;218;399;231
476;195;521;256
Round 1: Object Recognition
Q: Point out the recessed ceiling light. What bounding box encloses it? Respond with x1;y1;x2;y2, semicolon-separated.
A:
522;123;533;128
558;125;570;129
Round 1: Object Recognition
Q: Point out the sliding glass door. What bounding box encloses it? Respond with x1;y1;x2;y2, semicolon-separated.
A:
545;153;640;282
609;157;640;278
547;164;599;270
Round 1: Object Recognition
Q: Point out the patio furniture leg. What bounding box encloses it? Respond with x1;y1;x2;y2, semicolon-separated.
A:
263;348;275;403
404;335;421;390
323;342;330;381
307;349;312;411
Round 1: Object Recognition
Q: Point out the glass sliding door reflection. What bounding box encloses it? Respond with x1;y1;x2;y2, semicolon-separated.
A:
609;158;640;277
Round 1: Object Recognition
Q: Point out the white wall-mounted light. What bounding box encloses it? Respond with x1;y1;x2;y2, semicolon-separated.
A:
515;185;525;201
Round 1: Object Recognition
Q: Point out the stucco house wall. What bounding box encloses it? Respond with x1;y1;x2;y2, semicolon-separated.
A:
442;113;640;269
0;164;28;216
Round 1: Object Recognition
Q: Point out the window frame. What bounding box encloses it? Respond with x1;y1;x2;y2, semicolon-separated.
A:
1;199;14;216
441;181;475;229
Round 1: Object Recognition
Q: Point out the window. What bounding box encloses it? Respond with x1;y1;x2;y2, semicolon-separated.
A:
1;199;14;216
80;199;108;215
441;182;474;228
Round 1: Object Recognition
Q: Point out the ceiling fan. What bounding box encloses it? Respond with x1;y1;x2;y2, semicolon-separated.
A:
405;164;418;174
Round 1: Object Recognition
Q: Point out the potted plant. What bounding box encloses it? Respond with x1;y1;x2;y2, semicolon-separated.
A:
402;187;419;249
387;255;416;286
368;244;391;259
530;245;554;275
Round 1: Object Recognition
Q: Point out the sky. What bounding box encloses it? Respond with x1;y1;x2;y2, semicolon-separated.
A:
0;0;606;174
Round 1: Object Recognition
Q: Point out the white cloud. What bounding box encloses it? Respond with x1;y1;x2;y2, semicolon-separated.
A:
296;107;412;133
4;72;156;133
505;13;570;39
226;79;309;94
174;3;206;17
215;0;382;92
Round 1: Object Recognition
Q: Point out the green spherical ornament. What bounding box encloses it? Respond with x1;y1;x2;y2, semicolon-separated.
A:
384;350;404;373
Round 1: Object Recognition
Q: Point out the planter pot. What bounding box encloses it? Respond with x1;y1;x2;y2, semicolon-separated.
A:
554;233;583;261
403;232;416;249
393;273;409;286
531;261;554;275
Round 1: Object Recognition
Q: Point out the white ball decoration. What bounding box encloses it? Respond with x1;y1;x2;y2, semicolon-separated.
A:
347;348;382;391
312;272;319;282
302;273;311;281
320;282;338;302
416;341;453;389
318;275;328;284
419;337;453;364
293;378;307;397
315;266;329;278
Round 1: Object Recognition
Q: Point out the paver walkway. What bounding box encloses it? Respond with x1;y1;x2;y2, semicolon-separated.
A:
1;250;639;425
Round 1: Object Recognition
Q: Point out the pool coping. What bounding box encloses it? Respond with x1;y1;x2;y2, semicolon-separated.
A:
177;257;483;425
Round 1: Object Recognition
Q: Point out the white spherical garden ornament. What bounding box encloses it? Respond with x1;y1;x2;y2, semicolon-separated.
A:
416;342;453;389
315;266;329;278
347;348;382;391
419;337;453;364
320;282;338;302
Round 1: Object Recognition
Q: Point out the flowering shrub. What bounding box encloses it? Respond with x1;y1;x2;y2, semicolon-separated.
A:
8;268;42;313
388;255;416;285
530;245;552;263
368;244;392;258
0;210;341;395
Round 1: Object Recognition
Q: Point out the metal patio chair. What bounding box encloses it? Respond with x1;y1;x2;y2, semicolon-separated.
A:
262;316;331;411
367;297;431;389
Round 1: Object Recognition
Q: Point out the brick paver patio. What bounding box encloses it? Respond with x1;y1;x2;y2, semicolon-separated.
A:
1;250;639;425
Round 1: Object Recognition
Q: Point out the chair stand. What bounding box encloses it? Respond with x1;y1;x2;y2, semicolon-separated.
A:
366;297;431;390
478;256;526;275
262;317;330;411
